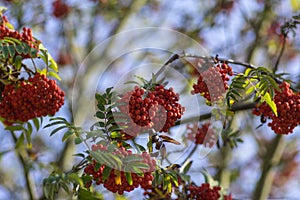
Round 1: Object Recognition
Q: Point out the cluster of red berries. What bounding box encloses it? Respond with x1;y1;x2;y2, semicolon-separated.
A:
192;63;233;103
84;144;156;195
118;85;184;136
188;183;221;200
252;82;300;134
52;0;70;18
187;123;216;147
0;16;39;58
0;73;65;125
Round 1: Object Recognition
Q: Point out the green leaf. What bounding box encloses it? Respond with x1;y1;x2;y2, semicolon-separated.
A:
125;172;133;185
50;125;68;136
78;188;103;200
168;172;178;187
15;133;25;148
130;162;149;170
97;102;105;111
95;93;106;105
201;169;219;187
134;143;146;152
15;44;23;54
32;118;40;131
25;123;33;146
62;130;74;141
8;45;15;57
147;138;153;153
47;71;61;81
106;87;113;95
123;155;143;163
68;173;83;187
90;151;103;163
73;153;85;158
181;160;193;174
124;80;140;85
44;120;68;128
74;137;82;144
49;58;58;72
22;43;30;55
29;48;38;58
95;111;105;119
110;131;122;138
2;45;9;58
245;85;255;95
131;166;143;175
60;182;70;194
5;125;25;131
102;166;112;182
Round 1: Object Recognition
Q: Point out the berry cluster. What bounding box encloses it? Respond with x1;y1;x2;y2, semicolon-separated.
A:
192;63;233;103
0;73;65;125
0;16;39;58
188;183;221;200
52;0;70;18
252;82;300;134
84;144;156;195
118;85;184;136
187;123;216;147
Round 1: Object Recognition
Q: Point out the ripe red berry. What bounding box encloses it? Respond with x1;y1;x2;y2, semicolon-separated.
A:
252;82;300;134
192;63;233;103
187;123;216;147
84;144;156;194
117;85;184;138
0;16;39;58
52;0;70;18
0;73;65;125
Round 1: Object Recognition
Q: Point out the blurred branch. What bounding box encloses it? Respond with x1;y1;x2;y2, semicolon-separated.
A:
252;134;285;200
175;102;256;126
181;144;198;166
273;34;287;73
245;0;274;63
10;131;37;200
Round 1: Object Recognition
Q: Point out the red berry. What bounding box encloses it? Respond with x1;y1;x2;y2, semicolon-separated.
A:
252;82;300;134
0;73;65;125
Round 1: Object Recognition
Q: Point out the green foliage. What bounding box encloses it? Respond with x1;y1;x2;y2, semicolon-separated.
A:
0;37;38;60
220;128;243;149
43;171;84;200
38;44;61;80
5;117;42;148
44;117;83;144
90;87;130;142
226;67;280;116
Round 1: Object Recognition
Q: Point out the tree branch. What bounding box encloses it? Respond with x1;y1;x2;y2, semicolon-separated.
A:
273;35;287;73
252;134;285;200
10;131;37;200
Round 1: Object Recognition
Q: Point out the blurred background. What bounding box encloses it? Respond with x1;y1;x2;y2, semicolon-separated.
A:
0;0;299;199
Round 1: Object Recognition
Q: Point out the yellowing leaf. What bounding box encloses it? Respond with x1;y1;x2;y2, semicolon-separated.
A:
114;170;122;185
263;92;278;117
290;0;300;11
47;71;61;81
39;68;47;76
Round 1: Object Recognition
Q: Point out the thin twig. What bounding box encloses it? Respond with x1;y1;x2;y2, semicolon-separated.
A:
181;53;256;69
181;144;198;166
273;35;287;73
